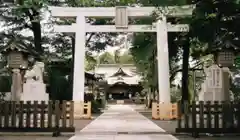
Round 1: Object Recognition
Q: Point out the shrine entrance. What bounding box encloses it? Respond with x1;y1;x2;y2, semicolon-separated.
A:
50;5;193;104
107;82;143;100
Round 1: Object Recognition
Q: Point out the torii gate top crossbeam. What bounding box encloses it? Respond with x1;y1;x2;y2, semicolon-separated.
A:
50;5;194;18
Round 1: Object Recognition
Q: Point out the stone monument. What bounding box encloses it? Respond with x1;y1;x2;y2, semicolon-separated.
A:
21;61;49;101
198;64;231;101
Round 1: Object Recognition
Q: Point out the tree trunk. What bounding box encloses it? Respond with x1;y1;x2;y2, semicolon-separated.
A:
32;21;43;54
181;38;190;102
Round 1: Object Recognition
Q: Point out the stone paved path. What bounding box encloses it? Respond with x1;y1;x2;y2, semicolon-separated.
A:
69;105;179;140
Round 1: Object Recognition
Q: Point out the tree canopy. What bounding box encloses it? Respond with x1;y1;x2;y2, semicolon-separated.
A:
0;0;239;102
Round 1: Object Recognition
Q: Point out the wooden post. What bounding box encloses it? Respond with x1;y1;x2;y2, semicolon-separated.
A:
61;101;67;128
170;103;178;119
177;101;182;129
191;101;198;138
4;101;9;127
47;101;53;128
213;101;219;129
87;101;91;119
11;101;16;127
152;102;158;119
183;101;189;129
199;101;204;128
206;101;212;129
69;101;74;127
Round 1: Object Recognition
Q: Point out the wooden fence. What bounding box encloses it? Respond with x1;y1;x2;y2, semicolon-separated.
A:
0;100;75;134
176;101;240;137
152;102;178;120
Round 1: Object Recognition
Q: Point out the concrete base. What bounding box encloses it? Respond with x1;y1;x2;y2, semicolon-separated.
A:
21;81;49;101
74;101;84;119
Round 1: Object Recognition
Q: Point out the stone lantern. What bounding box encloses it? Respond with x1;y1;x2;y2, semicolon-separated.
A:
215;50;235;67
213;40;238;67
96;79;108;107
0;42;36;70
0;42;37;101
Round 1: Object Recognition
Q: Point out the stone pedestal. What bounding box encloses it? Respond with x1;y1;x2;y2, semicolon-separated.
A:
11;69;22;101
21;80;49;101
198;65;231;102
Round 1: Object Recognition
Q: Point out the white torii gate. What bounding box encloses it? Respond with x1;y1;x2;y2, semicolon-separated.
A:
50;5;193;104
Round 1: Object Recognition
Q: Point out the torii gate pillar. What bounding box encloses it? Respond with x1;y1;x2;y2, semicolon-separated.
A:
156;17;171;103
73;16;86;102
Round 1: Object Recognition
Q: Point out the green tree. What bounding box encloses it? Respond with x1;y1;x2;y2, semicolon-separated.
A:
119;51;134;64
85;54;97;71
183;0;240;102
98;52;115;64
130;1;191;96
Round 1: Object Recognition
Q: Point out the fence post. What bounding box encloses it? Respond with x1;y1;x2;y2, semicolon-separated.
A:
48;101;53;128
213;101;219;129
177;101;182;129
53;100;61;137
171;103;178;119
152;102;158;119
11;101;17;127
61;101;67;128
183;101;189;129
0;101;2;127
87;101;91;119
69;101;74;127
191;101;198;138
4;101;9;127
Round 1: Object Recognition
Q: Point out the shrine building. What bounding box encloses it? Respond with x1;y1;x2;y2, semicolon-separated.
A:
94;64;143;100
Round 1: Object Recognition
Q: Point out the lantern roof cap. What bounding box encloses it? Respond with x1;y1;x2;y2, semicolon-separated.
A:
206;64;220;69
0;40;38;56
212;38;240;52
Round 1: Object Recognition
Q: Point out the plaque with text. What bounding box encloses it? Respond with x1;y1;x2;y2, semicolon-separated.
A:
7;52;23;68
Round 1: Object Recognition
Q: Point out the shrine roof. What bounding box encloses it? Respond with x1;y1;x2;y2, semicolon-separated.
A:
109;67;132;77
108;81;142;89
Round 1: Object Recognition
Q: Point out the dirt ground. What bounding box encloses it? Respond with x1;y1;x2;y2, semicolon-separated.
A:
136;107;240;140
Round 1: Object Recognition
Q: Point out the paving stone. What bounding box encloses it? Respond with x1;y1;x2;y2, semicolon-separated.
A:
70;105;179;140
